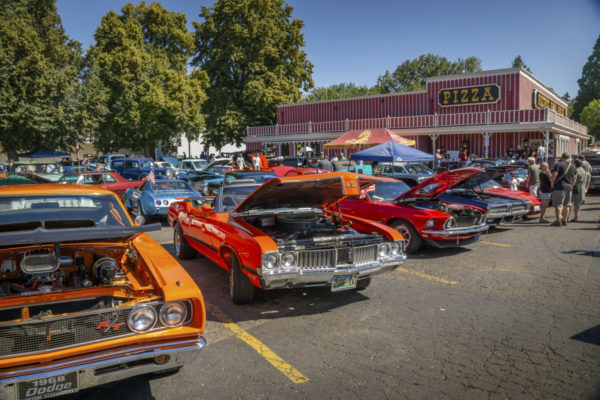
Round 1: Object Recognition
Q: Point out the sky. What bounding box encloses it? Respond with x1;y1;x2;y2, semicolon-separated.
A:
56;0;600;98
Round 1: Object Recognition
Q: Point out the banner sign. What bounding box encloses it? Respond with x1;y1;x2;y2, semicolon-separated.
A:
438;84;500;107
533;90;566;116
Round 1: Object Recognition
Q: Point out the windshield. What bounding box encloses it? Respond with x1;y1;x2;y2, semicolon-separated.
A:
366;182;411;201
455;176;502;190
58;175;80;184
14;163;62;174
221;185;259;213
0;194;131;230
152;180;191;191
192;161;206;169
405;163;433;174
500;168;527;183
140;161;153;168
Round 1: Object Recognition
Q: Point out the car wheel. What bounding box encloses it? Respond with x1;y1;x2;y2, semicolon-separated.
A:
355;277;371;291
136;201;145;220
229;255;254;304
389;220;422;253
174;223;196;260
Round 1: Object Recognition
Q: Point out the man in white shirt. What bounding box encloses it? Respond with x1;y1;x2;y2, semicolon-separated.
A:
236;154;245;170
252;155;261;170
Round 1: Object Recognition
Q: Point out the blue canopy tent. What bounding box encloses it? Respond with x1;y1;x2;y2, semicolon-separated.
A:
18;147;70;159
350;141;434;162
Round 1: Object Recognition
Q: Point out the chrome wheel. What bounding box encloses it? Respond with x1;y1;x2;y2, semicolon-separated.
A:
389;220;422;253
174;225;181;255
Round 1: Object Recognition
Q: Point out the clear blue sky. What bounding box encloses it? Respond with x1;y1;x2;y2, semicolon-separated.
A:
56;0;599;98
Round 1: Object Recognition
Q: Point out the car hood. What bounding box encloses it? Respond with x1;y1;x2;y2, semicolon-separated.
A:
233;172;385;214
483;188;539;204
394;168;482;201
154;189;196;198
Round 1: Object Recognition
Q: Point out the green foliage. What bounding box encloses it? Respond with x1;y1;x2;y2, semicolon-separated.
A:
580;99;600;140
193;0;313;147
572;34;600;121
511;55;532;73
375;54;482;93
89;2;208;154
0;0;83;158
303;83;382;102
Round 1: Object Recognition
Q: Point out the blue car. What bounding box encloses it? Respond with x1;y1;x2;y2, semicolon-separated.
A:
110;158;172;180
124;179;201;220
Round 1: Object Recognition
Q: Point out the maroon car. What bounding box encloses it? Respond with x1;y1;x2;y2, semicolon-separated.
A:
58;172;143;197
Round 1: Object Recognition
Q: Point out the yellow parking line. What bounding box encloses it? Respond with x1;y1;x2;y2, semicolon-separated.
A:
480;241;511;247
206;303;309;384
396;267;456;285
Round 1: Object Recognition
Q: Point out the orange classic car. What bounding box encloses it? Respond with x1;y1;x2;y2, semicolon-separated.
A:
167;172;407;304
0;185;206;399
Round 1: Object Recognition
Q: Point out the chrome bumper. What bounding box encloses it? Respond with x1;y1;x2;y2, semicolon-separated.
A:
260;256;406;289
422;225;489;237
0;337;205;400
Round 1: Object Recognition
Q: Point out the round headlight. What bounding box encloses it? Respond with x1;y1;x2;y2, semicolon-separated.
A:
160;302;187;327
281;252;296;268
389;243;400;255
426;219;435;228
128;305;157;332
378;244;389;258
167;168;175;178
444;217;456;230
262;253;278;269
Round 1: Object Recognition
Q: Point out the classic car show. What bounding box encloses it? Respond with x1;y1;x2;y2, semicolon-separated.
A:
1;1;599;399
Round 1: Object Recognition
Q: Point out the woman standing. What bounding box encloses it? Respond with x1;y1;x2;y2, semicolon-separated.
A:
571;159;586;222
538;162;552;223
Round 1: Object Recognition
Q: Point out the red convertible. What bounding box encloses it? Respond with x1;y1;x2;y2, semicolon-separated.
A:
339;171;489;253
59;171;144;198
167;172;406;304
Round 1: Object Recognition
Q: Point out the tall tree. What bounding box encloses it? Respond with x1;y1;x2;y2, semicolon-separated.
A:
0;0;83;159
511;55;532;73
89;2;208;155
580;99;600;140
375;54;482;93
572;34;600;121
303;83;381;102
193;0;314;147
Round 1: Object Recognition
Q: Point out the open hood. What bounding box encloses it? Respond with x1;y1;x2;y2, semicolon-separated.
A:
394;168;482;201
233;172;385;214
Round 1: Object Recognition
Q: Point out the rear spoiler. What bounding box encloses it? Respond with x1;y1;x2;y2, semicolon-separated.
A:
0;223;161;247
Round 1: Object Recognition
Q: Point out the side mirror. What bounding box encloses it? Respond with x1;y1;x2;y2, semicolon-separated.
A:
201;204;212;214
134;215;145;226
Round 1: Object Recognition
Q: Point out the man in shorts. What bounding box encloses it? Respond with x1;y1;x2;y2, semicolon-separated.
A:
550;153;577;226
525;157;540;197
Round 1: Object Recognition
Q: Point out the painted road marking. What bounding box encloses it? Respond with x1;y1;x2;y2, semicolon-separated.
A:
396;267;456;285
480;241;511;247
206;303;309;384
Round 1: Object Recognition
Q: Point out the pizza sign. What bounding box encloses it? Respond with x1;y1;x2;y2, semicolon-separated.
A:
438;84;501;107
533;90;566;116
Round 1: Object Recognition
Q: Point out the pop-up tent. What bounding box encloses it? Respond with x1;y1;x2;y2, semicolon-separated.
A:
324;129;415;150
18;147;70;159
350;140;434;162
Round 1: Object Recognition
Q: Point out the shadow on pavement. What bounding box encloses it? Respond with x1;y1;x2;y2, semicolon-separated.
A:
66;376;155;400
562;250;600;257
571;324;600;346
409;246;471;260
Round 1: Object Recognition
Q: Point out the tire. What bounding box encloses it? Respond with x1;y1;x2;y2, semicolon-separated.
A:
356;277;371;291
229;255;254;304
389;220;422;253
174;223;196;260
136;201;146;220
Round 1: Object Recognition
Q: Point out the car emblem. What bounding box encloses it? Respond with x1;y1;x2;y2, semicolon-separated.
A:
96;313;124;332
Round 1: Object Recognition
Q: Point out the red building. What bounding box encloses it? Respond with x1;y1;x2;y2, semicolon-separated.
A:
244;68;589;160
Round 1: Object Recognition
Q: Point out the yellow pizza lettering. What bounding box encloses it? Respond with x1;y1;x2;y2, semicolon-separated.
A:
481;86;494;101
471;88;479;102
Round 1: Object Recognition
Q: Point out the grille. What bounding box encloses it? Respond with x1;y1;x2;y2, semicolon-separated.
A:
488;205;508;217
297;244;378;270
0;308;132;358
454;215;480;227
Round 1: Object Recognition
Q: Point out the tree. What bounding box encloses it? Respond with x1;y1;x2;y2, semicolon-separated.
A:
512;55;532;73
303;83;381;102
374;54;482;93
88;2;208;155
193;0;314;147
0;0;83;159
580;99;600;140
572;34;600;121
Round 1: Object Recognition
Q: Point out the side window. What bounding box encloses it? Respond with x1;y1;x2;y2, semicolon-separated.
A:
83;174;101;184
112;161;123;168
132;162;139;168
182;162;190;169
103;174;118;183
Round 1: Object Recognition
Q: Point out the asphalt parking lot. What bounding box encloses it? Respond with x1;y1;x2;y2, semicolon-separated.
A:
74;193;600;400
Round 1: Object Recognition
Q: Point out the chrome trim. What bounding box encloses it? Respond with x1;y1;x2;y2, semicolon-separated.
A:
0;337;206;398
422;225;489;236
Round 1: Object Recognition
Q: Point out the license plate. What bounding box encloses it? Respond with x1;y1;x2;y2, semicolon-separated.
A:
18;372;78;400
331;274;358;292
533;205;540;211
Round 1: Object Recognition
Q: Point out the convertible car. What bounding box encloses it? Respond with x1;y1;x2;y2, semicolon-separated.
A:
124;179;201;220
168;172;406;304
0;185;205;399
339;177;488;253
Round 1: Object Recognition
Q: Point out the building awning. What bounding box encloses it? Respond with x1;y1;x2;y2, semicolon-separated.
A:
323;129;416;149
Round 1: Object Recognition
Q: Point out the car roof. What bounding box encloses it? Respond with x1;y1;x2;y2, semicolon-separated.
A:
0;184;116;196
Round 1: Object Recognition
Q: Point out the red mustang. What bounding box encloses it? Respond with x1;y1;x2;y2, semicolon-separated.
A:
59;171;144;198
168;172;406;304
339;170;489;253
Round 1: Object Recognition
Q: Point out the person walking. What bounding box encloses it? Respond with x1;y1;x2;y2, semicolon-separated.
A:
538;162;552;223
579;154;592;195
525;157;540;197
236;153;245;170
550;153;577;226
536;144;546;163
571;159;586;222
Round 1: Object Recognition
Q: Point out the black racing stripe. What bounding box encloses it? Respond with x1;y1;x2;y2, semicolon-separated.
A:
183;232;218;253
241;264;256;274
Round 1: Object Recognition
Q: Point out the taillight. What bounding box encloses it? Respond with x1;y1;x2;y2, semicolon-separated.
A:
163;200;168;205
156;200;161;205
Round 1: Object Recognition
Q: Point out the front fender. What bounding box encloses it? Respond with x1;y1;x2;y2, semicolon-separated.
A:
342;213;404;241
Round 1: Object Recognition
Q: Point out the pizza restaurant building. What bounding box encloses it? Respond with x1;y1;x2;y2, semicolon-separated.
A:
244;68;589;161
